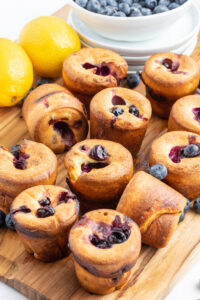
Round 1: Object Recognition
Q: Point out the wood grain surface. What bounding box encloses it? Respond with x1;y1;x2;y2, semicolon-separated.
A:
0;5;200;300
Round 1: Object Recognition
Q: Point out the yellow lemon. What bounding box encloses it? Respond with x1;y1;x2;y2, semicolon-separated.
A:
18;16;81;78
0;38;33;107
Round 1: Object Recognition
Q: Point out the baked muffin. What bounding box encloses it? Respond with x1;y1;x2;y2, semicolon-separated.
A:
168;95;200;134
142;52;199;119
64;139;133;212
11;185;79;262
117;171;187;248
22;83;88;153
69;209;141;294
0;139;57;214
149;131;200;199
90;87;152;157
62;48;128;113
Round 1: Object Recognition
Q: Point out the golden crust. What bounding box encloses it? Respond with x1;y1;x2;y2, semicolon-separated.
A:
168;95;200;134
149;131;200;199
22;83;88;153
117;171;186;248
62;48;128;96
0;139;57;214
90;87;152;156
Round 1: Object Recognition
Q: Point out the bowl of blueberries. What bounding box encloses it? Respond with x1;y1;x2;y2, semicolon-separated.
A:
68;0;191;41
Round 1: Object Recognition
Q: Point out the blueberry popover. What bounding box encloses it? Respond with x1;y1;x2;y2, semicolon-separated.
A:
150;131;200;199
0;139;57;214
90;87;152;157
22;83;88;153
142;53;200;119
62;48;128;112
69;209;141;294
11;185;79;262
117;171;186;248
168;95;200;135
64;139;133;211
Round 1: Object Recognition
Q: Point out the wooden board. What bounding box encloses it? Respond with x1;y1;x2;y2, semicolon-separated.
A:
0;4;200;300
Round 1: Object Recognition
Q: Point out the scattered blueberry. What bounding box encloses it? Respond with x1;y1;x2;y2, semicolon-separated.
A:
110;107;124;117
36;78;52;87
127;73;140;88
130;7;142;15
183;144;200;158
99;0;107;5
131;3;142;9
132;0;139;2
158;0;170;6
119;3;131;15
113;11;126;16
120;0;132;5
153;5;169;13
0;210;5;227
105;6;116;15
168;2;179;9
193;197;200;214
149;164;168;180
89;145;108;161
175;0;187;4
179;211;185;223
75;0;88;7
145;0;157;9
141;7;152;14
87;0;101;12
129;105;140;117
5;213;15;231
184;198;190;213
107;0;118;6
98;6;107;13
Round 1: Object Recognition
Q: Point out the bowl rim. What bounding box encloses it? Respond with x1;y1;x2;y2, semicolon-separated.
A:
68;0;192;21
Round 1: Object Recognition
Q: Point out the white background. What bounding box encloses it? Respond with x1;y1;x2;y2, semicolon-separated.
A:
0;0;200;299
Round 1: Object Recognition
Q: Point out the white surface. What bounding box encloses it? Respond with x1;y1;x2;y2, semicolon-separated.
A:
69;3;200;56
0;1;200;300
68;0;192;41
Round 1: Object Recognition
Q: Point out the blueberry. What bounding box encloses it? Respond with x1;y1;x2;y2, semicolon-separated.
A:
99;0;107;5
175;0;187;4
89;145;108;161
183;144;200;157
120;0;132;5
87;0;101;12
105;6;116;15
110;107;124;116
131;3;142;9
139;0;146;6
184;198;190;213
132;0;139;2
153;5;169;13
179;211;185;223
127;73;140;88
158;0;170;6
20;88;34;106
75;0;88;8
113;11;126;16
145;0;157;9
107;0;118;6
141;7;152;14
193;198;200;214
0;210;5;227
129;105;140;117
36;78;52;87
168;2;179;9
130;7;142;16
98;7;107;14
119;3;131;15
39;198;51;206
10;144;20;159
36;206;55;218
149;164;168;180
5;213;15;231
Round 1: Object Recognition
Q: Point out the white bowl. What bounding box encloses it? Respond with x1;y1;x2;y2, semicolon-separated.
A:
68;0;192;42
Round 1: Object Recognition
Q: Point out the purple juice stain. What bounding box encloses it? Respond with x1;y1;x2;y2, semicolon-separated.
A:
82;62;110;76
192;107;200;123
57;191;76;204
81;162;109;173
12;150;30;170
111;95;126;106
53;121;75;149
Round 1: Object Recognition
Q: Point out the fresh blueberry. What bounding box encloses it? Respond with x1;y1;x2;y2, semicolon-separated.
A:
87;0;101;12
0;210;5;227
131;3;142;9
175;0;187;4
145;0;157;9
132;0;139;2
99;0;107;5
183;144;200;158
98;7;107;14
141;7;152;14
119;3;131;15
110;107;124;117
105;6;116;15
130;7;142;16
120;0;132;5
153;5;169;13
139;0;146;6
179;211;185;223
113;11;126;16
10;144;20;159
184;198;191;213
107;0;118;6
193;197;200;214
149;164;168;180
158;0;170;6
129;105;140;117
5;213;15;231
75;0;88;7
36;78;52;87
127;73;140;88
168;2;179;9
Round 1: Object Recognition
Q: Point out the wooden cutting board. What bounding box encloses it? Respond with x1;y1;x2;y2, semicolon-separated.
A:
0;4;200;300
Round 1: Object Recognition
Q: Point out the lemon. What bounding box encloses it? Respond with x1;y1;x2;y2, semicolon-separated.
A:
0;38;33;107
18;16;81;78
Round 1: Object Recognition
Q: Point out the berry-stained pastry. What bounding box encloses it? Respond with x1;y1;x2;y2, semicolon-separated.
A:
22;83;88;153
62;48;128;112
142;53;199;118
69;209;141;294
150;131;200;199
11;185;79;262
117;171;187;248
168;95;200;134
64;139;133;211
90;87;152;157
0;139;57;214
